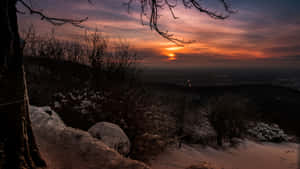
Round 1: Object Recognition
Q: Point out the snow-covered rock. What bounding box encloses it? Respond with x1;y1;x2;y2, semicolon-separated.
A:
29;106;149;169
30;106;65;128
88;122;131;155
247;122;289;142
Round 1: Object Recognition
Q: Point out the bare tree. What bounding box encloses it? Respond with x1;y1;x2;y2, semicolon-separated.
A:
0;0;234;168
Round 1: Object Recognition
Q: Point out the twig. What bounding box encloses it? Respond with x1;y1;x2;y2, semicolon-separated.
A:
18;0;88;28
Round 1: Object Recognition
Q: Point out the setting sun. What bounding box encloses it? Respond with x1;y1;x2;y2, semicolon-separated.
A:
167;53;176;61
168;53;175;57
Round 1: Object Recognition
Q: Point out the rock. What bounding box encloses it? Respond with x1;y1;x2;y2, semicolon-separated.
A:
88;122;131;155
29;105;150;169
30;106;65;128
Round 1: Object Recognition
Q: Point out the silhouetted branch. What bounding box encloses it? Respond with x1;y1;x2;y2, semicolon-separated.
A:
18;0;88;28
19;0;235;46
127;0;235;46
218;0;237;14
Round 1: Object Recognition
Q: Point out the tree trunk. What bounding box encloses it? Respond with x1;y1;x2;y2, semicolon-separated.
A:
0;0;46;168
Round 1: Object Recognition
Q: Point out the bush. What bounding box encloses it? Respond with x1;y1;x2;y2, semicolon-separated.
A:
23;25;89;63
207;94;254;146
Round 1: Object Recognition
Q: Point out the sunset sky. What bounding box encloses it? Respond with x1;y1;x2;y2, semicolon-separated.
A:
17;0;300;68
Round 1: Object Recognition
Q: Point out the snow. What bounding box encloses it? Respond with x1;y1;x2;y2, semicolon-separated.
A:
150;140;299;169
29;105;150;169
247;122;290;142
88;122;131;155
52;89;103;115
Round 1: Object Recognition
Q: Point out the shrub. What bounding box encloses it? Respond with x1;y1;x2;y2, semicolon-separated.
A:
207;94;254;146
22;25;88;63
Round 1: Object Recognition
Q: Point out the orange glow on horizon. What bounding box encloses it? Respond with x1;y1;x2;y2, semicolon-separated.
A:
136;39;271;63
166;46;184;51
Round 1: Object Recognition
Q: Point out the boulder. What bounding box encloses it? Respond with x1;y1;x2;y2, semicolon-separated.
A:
88;122;131;155
30;106;65;128
29;105;150;169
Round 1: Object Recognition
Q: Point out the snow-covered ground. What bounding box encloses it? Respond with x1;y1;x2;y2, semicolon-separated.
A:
30;106;150;169
29;105;299;169
150;141;299;169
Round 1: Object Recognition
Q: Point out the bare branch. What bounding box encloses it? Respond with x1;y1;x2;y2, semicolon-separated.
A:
127;0;235;46
18;0;88;28
19;0;235;46
218;0;237;14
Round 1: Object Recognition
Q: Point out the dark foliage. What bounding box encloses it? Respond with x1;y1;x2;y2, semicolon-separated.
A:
207;94;253;146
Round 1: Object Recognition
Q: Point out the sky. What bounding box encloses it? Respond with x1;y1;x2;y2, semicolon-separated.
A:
17;0;300;69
